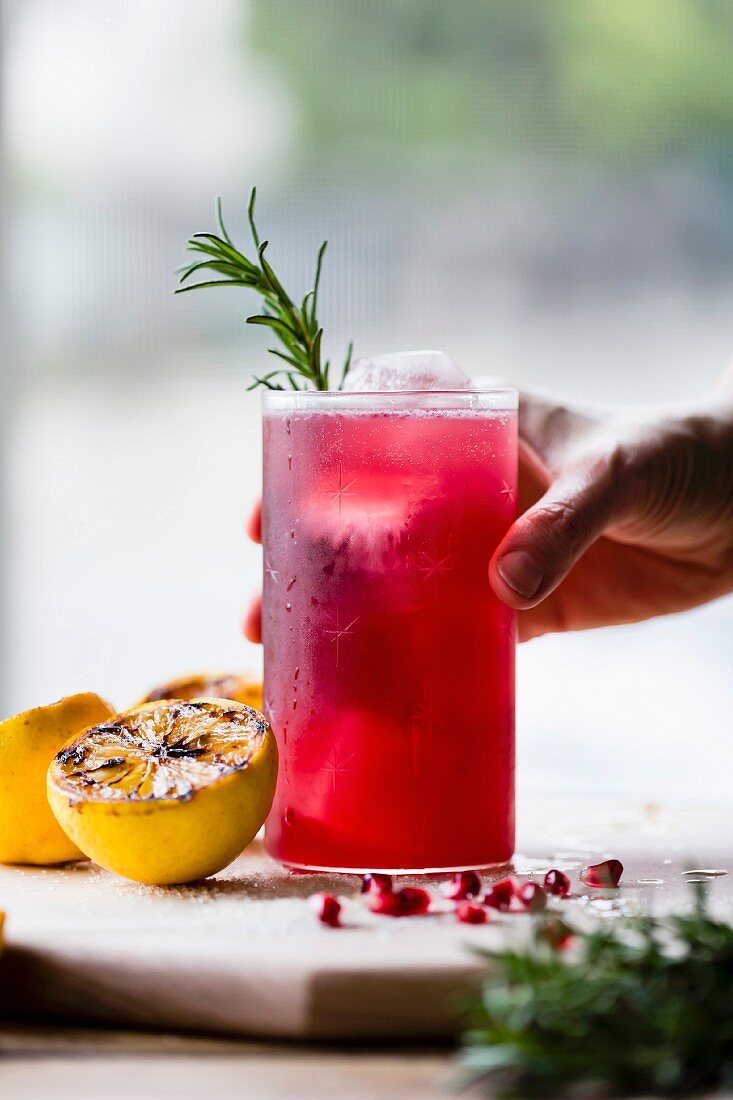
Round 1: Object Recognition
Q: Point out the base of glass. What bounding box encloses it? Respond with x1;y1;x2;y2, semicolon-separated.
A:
282;858;513;876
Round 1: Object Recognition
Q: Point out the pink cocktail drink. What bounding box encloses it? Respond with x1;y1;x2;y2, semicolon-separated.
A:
262;390;517;872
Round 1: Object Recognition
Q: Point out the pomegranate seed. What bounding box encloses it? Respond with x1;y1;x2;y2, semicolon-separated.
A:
455;900;488;925
361;872;393;895
369;885;431;917
368;890;406;916
309;892;341;927
398;886;432;915
441;870;482;901
484;877;515;911
544;869;571;897
517;882;547;912
579;859;623;888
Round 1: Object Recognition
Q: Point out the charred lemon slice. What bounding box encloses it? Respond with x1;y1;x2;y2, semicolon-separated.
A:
140;673;263;712
0;692;114;866
47;699;277;885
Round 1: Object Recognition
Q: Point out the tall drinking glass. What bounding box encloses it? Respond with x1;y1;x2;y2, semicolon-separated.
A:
262;389;517;872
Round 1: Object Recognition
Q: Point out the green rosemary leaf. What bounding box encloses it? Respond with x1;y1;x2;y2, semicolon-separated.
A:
247;187;260;250
340;340;354;387
178;259;251;282
191;234;258;274
246;313;302;343
310;240;327;329
246;373;286;391
246;369;283;386
216;196;235;248
178;189;354;390
175;279;255;294
268;347;310;372
301;290;315;335
311;327;324;387
257;243;296;316
184;240;246;263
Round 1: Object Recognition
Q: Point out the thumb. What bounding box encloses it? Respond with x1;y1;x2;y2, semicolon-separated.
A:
490;456;627;609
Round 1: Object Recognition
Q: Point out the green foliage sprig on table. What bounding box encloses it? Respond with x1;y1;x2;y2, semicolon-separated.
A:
177;188;353;392
460;886;733;1097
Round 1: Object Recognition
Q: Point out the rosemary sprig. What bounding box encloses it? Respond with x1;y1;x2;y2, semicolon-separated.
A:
176;188;353;391
459;885;733;1097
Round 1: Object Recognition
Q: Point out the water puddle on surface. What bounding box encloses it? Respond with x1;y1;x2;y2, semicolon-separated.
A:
681;868;728;879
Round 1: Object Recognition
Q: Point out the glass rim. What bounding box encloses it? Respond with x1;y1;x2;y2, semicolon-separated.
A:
262;387;518;410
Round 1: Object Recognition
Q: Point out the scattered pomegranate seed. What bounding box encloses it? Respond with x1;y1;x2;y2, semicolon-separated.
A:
580;859;623;888
441;870;482;901
398;886;432;915
517;882;547;912
309;892;341;927
361;872;393;895
368;885;431;917
484;877;515;911
455;900;488;924
368;891;405;916
544;869;571;897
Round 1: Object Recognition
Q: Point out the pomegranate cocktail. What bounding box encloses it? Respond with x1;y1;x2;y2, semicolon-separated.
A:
262;389;517;872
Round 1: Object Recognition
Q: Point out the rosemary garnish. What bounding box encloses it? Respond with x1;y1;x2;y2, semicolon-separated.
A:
177;188;353;391
460;885;733;1097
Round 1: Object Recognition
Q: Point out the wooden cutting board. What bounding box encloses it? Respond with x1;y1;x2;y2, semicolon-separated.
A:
0;797;730;1039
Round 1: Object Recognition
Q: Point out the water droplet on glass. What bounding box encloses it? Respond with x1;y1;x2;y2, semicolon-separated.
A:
284;807;296;827
286;418;291;435
287;577;297;591
637;878;665;886
288;455;292;471
285;602;292;613
294;666;300;680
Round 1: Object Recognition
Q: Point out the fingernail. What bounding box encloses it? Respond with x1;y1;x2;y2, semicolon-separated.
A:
497;551;544;598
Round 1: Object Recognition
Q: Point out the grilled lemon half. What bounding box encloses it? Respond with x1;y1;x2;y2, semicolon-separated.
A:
140;673;263;713
0;692;114;865
47;698;277;885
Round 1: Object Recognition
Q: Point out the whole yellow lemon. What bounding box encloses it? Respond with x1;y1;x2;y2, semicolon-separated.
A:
0;692;114;865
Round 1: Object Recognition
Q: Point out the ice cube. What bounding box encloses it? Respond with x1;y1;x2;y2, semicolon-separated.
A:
302;471;439;565
342;350;470;392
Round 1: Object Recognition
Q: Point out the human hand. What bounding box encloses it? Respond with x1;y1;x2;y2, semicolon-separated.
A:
491;375;733;640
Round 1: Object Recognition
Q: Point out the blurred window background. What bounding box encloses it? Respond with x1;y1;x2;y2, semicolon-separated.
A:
2;0;732;800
